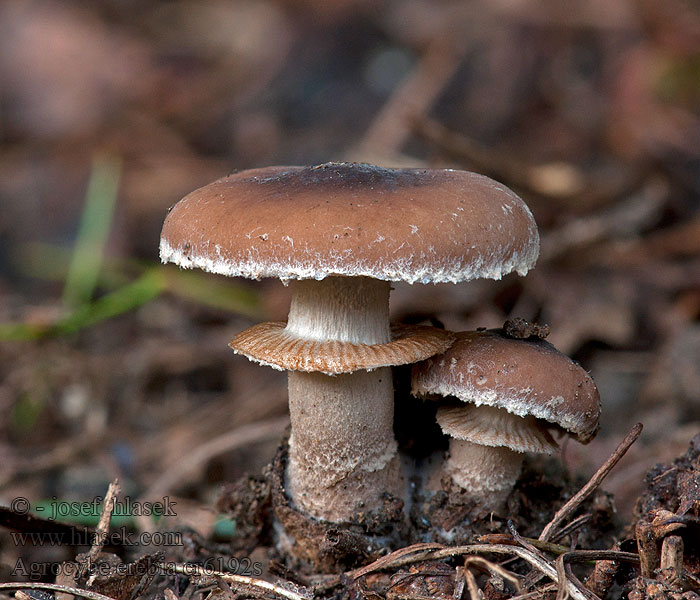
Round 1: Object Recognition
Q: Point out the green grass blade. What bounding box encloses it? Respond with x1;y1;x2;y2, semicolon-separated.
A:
62;154;122;309
163;267;260;318
0;270;166;341
54;269;166;336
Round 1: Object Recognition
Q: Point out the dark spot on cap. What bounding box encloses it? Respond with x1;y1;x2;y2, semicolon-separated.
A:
250;162;437;193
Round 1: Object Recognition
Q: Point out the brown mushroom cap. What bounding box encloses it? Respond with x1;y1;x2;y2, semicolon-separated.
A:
160;162;539;284
411;330;601;442
230;322;455;375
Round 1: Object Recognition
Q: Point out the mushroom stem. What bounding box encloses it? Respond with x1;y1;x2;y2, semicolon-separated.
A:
445;440;523;512
284;276;402;522
286;276;390;344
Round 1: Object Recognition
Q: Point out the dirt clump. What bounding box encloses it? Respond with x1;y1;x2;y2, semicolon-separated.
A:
635;433;700;519
624;434;700;598
218;443;619;574
410;453;618;549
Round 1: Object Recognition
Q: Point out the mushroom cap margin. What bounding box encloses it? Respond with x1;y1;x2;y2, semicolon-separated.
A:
411;330;601;443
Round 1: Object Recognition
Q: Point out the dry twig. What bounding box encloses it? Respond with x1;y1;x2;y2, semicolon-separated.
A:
350;538;641;600
80;480;121;581
509;521;555;568
659;535;684;585
556;551;641;600
551;514;592;544
636;510;687;578
453;566;466;600
463;567;479;600
476;534;570;556
555;555;594;600
0;583;116;600
157;562;310;600
352;543;445;579
350;543;590;600
509;583;558;599
583;543;622;598
539;423;643;542
464;556;522;593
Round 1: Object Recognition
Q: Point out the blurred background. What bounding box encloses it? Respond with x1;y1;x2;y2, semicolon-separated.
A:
0;0;699;541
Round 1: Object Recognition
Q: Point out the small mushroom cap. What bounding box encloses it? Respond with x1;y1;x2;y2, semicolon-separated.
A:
160;162;539;284
412;330;601;443
436;404;558;454
230;323;455;375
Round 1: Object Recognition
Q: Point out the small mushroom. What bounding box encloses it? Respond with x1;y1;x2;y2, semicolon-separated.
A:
160;163;539;522
411;328;600;512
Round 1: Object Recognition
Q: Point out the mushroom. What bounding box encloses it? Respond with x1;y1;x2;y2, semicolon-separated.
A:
411;328;600;512
159;162;539;522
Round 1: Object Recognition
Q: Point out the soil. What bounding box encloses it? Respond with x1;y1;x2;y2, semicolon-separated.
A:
1;397;699;600
214;437;618;572
622;434;700;599
208;431;700;599
634;433;700;520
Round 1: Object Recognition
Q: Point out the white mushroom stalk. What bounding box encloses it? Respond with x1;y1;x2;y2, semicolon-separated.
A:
230;278;454;523
445;441;524;508
286;277;390;344
437;404;557;511
284;276;402;521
